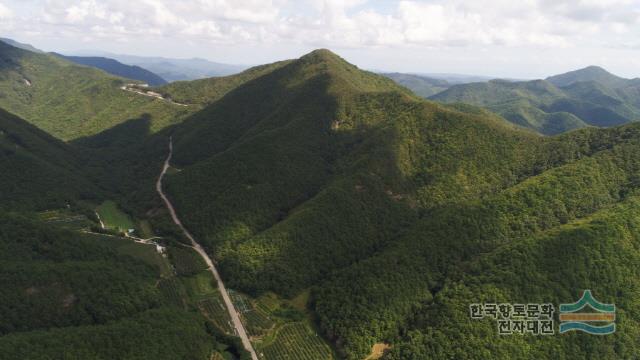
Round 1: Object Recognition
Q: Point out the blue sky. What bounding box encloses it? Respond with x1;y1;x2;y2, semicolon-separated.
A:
1;0;640;78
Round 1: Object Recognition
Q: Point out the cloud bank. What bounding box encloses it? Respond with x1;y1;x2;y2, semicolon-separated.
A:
4;0;639;49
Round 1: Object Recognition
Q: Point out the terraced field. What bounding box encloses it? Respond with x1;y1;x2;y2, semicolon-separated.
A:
243;308;275;337
168;246;208;276
199;295;235;335
158;277;186;308
261;323;333;360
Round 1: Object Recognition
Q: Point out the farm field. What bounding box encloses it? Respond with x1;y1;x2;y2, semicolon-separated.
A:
38;208;93;230
158;277;187;308
224;290;335;359
199;295;235;335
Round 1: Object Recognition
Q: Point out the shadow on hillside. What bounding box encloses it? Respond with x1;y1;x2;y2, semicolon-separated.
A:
72;114;155;148
0;40;41;76
70;114;176;212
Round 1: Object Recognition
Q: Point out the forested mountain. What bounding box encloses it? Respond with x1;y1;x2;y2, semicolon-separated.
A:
147;49;640;359
0;41;191;140
53;53;168;86
431;67;640;135
3;42;640;360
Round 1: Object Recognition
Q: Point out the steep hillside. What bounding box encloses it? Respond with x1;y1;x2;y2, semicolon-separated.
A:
53;54;168;86
0;108;99;210
152;50;640;359
0;38;43;53
431;72;640;134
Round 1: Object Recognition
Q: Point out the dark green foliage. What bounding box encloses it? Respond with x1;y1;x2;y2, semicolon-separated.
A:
0;108;100;211
0;308;215;360
385;194;640;359
0;212;160;334
313;126;640;359
168;246;208;276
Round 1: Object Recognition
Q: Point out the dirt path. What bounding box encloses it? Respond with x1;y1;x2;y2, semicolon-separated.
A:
156;137;258;360
95;211;105;229
120;83;189;107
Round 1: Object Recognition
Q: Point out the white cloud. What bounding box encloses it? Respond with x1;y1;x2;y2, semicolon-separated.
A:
0;1;13;19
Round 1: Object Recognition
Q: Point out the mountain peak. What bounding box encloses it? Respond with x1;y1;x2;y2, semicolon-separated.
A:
299;48;345;64
546;65;627;88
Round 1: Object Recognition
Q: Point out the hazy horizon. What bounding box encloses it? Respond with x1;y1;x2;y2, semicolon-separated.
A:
1;0;639;79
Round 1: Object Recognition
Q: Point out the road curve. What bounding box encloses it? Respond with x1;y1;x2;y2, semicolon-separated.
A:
156;137;259;360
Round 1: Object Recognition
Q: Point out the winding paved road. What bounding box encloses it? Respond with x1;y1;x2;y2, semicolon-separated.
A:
156;137;259;360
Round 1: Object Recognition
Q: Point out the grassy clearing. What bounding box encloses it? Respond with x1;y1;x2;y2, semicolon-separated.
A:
182;271;218;301
290;289;310;312
96;200;135;231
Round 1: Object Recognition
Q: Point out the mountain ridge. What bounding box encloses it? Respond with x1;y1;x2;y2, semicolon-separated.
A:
431;66;640;134
53;53;168;86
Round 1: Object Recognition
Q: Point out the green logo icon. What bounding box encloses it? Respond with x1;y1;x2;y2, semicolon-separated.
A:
559;290;615;335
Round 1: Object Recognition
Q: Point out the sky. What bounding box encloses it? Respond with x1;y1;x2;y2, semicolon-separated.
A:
1;0;640;79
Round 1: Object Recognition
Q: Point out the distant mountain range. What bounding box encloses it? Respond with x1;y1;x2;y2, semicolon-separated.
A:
382;73;451;97
52;53;168;86
382;72;522;98
72;51;249;82
0;38;248;83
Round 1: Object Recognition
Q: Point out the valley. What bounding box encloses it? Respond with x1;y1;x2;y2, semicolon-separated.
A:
156;137;258;360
